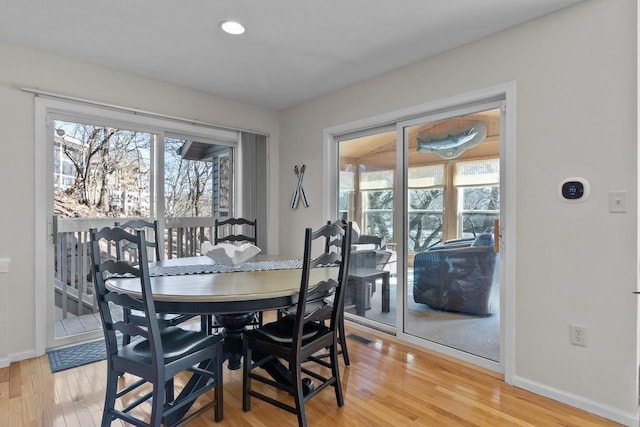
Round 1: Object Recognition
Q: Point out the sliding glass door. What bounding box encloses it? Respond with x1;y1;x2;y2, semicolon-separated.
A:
338;127;397;329
401;105;501;362
41;97;244;350
335;101;503;365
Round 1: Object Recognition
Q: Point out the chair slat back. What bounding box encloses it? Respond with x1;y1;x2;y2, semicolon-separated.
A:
324;219;346;254
293;221;352;347
214;217;257;246
114;219;162;262
90;226;162;360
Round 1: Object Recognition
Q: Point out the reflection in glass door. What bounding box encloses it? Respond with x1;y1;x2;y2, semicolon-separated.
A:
336;104;502;363
338;129;397;328
403;106;501;362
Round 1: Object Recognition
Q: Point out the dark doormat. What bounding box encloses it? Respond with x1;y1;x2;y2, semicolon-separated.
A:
48;336;118;373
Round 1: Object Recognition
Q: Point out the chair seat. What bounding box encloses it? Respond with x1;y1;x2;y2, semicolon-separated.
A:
119;326;223;365
245;317;329;345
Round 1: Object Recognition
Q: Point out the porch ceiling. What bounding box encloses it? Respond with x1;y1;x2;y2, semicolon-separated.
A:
340;109;500;170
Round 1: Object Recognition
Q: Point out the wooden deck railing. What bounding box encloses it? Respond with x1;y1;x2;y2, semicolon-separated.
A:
165;216;214;259
55;216;217;319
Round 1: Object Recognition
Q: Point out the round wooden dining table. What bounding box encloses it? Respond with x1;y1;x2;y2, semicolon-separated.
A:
105;255;337;369
106;254;339;423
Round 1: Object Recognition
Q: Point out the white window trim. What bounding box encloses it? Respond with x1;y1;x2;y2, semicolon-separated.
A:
35;97;240;354
323;81;516;381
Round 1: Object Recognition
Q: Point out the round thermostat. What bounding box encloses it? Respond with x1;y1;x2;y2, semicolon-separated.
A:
559;177;589;203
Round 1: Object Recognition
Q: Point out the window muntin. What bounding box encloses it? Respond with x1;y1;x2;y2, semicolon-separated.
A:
363;189;393;242
339;169;355;221
361;169;394;241
455;158;500;238
408;164;444;251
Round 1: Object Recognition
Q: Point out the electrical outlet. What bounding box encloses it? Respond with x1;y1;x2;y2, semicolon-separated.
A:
570;324;587;347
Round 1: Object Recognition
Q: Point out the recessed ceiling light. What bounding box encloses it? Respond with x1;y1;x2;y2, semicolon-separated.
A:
220;20;245;35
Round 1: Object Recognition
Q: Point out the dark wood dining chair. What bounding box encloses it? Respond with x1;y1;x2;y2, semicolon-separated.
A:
210;217;262;331
278;220;352;365
115;219;195;345
242;221;351;427
114;219;162;262
214;217;257;246
326;220;351;365
89;226;224;426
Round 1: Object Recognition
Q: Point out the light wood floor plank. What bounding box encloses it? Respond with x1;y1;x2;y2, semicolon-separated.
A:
8;396;24;427
8;361;21;399
20;359;39;426
0;381;9;426
0;324;623;426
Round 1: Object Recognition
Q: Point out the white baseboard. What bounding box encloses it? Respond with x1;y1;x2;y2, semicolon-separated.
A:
0;350;38;368
513;375;638;426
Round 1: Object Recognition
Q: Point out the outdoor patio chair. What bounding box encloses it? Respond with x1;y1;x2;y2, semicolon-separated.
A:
413;233;499;315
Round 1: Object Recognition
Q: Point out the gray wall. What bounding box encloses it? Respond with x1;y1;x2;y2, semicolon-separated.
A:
278;0;637;423
0;0;636;423
0;41;280;360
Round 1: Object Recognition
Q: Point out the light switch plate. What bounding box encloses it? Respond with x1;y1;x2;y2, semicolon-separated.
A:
609;191;627;213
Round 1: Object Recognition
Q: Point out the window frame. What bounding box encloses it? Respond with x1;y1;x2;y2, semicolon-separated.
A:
36;96;240;352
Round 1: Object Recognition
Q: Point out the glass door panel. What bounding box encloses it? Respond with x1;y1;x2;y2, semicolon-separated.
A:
404;108;501;362
163;136;233;258
338;130;397;328
52;119;153;342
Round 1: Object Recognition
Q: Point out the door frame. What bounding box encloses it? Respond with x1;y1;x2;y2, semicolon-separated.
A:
396;99;505;373
323;82;516;381
34;96;239;354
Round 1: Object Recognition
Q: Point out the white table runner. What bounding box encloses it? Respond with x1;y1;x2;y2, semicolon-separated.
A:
149;259;303;276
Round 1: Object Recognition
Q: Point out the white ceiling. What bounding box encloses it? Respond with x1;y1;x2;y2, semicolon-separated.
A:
0;0;583;110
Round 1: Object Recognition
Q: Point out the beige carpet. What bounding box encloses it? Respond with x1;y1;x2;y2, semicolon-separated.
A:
345;281;500;362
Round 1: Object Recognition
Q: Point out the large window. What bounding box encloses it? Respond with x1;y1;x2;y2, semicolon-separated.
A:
39;95;269;350
341;159;499;251
360;169;394;243
164;137;216;218
455;158;500;238
408;164;444;251
52;121;236;221
53;120;152;218
338;169;354;221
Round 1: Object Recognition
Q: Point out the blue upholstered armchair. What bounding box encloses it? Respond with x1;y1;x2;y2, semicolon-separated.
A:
412;233;499;316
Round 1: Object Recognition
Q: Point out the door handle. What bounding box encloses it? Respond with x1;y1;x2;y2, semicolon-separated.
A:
493;219;500;254
50;215;58;243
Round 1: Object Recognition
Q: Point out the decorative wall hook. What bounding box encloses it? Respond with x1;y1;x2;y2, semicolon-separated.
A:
290;164;309;208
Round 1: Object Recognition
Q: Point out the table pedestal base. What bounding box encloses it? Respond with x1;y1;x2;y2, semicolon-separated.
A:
210;312;257;370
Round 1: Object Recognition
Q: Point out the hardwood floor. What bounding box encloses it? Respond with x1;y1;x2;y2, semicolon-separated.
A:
0;322;621;427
